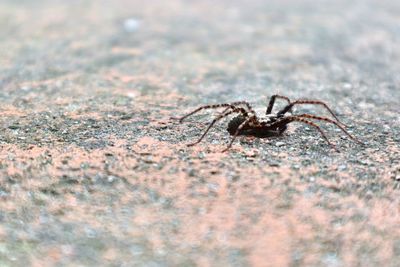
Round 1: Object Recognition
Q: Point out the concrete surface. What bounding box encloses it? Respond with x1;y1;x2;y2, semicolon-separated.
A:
0;0;399;266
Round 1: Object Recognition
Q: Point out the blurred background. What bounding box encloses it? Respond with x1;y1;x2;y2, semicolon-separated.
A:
1;0;399;108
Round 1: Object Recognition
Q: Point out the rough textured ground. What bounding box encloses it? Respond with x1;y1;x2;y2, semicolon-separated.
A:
0;0;400;266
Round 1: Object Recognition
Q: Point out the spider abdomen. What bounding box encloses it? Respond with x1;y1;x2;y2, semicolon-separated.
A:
227;115;247;135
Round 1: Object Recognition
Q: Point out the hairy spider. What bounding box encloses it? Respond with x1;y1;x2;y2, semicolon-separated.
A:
178;94;363;152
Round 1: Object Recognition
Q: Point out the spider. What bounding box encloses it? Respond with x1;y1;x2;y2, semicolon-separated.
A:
178;94;363;152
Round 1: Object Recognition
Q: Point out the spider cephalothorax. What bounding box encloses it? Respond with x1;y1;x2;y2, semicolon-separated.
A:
178;94;363;152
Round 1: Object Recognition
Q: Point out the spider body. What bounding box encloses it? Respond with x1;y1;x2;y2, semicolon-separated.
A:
227;115;286;137
178;94;362;152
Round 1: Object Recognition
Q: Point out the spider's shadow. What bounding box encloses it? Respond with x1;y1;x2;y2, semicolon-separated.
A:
235;128;283;138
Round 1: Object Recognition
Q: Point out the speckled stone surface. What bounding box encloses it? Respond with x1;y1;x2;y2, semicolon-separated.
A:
0;0;399;266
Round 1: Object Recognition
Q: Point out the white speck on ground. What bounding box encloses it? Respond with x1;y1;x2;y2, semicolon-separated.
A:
123;18;141;32
276;141;285;147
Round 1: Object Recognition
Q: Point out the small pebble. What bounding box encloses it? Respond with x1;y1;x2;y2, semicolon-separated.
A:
123;18;140;32
275;141;285;147
61;245;74;255
343;83;352;89
8;125;19;130
268;161;280;167
207;183;219;192
120;114;133;120
211;139;220;145
382;125;390;134
338;164;347;171
107;176;116;183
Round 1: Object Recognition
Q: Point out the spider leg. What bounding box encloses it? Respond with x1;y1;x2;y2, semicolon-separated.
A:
278;125;288;135
216;106;232;116
179;103;237;122
222;116;254;152
295;114;364;144
230;101;257;116
187;108;240;147
276;99;346;126
266;94;291;115
266;116;338;151
178;101;256;123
